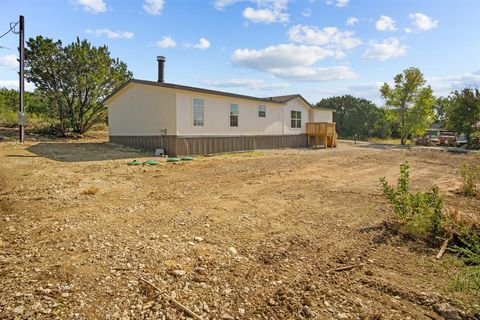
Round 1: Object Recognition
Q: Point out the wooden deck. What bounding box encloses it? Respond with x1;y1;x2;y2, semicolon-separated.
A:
306;122;337;149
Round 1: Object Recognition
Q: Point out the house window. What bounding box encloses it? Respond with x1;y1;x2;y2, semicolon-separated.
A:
291;110;302;128
230;104;238;127
193;98;204;126
258;105;266;117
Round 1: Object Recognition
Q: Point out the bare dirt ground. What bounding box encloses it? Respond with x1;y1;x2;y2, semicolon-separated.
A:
0;135;479;319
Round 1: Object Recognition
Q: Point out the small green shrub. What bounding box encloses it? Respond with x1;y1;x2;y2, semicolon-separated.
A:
470;131;480;150
0;109;18;127
452;230;480;265
451;266;480;294
449;228;480;294
380;162;445;237
459;161;480;196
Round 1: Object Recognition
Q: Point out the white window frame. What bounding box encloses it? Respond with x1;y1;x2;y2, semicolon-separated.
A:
193;98;204;126
291;110;302;128
230;103;239;127
258;105;266;118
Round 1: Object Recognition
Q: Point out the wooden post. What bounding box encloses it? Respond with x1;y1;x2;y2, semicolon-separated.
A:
18;15;25;143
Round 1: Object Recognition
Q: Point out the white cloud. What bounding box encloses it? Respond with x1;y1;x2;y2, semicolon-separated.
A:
231;43;356;82
346;17;358;26
185;38;211;50
428;71;480;96
85;29;134;39
409;12;438;31
156;36;176;48
0;80;35;91
76;0;106;13
288;25;362;50
143;0;165;15
213;0;243;10
301;8;312;17
0;54;18;69
311;82;383;99
362;38;407;61
326;0;349;7
272;66;357;81
375;15;396;31
232;44;335;70
202;78;289;90
404;28;412;34
214;0;289;23
243;7;288;23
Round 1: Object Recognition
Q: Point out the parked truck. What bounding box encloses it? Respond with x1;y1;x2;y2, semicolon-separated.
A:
415;129;466;147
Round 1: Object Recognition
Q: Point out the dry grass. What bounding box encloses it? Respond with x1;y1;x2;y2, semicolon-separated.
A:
368;137;414;145
81;186;100;195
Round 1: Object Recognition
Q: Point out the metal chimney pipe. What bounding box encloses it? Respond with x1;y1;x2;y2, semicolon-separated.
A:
157;56;165;83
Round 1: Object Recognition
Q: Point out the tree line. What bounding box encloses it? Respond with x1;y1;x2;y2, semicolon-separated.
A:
1;35;132;136
315;67;480;147
1;36;479;146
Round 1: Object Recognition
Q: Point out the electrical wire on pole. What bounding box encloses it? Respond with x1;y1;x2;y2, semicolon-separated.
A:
0;21;18;39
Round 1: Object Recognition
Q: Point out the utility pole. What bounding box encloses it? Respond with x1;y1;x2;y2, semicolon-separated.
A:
18;15;25;143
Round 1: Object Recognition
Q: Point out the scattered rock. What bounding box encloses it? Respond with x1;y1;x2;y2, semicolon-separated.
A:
143;301;155;310
172;269;186;277
337;312;349;319
228;247;238;255
13;306;24;315
433;303;465;320
194;236;204;242
238;307;245;316
59;283;73;291
302;306;316;318
202;302;210;313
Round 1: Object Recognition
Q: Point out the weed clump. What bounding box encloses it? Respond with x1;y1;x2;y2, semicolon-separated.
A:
452;229;480;265
81;186;100;195
451;229;480;293
458;161;480;196
380;162;445;237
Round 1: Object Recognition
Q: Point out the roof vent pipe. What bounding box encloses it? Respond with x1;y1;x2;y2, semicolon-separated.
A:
157;56;166;83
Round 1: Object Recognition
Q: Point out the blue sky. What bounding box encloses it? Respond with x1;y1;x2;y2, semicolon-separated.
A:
0;0;479;104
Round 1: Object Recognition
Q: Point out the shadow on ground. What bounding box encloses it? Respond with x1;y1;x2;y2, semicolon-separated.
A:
356;143;411;150
26;142;146;162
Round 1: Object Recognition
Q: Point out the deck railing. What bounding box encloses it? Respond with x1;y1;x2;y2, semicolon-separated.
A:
306;122;337;148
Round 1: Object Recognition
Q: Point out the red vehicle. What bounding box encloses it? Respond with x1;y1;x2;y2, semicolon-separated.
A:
438;130;456;146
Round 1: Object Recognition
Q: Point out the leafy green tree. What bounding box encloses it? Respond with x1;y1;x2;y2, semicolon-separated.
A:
25;36;132;135
315;95;390;139
433;96;452;128
380;67;436;145
444;88;480;143
0;88;19;112
0;89;49;126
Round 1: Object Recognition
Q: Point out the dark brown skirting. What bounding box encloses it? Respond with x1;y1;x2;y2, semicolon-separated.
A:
109;134;307;156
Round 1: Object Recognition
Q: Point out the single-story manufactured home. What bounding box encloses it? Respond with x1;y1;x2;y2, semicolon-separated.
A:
105;57;336;155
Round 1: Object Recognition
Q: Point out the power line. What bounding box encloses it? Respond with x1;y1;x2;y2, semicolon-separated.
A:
0;21;19;39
